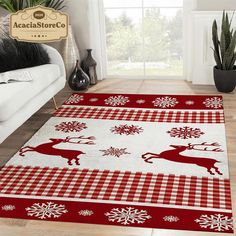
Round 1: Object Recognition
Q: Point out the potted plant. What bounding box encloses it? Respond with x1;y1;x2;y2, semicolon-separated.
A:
0;0;65;12
212;11;236;93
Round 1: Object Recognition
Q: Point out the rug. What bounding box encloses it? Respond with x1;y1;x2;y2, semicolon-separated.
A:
0;93;233;233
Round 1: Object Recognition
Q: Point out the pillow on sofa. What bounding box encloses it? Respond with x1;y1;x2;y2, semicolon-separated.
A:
0;16;50;73
0;35;50;73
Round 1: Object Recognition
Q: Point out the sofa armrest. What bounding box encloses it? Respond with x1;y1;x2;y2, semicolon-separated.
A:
42;44;66;79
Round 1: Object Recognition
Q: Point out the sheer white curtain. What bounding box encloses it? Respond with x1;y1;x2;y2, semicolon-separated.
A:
183;0;198;81
87;0;105;80
67;0;104;80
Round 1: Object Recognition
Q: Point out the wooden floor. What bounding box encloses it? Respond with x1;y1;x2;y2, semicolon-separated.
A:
0;79;235;236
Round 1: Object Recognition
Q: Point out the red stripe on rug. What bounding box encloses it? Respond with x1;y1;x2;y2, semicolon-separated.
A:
212;178;220;209
79;169;100;199
224;179;232;210
175;111;182;123
67;169;89;198
192;111;197;123
200;112;205;123
183;111;189;123
187;176;197;206
150;174;164;203
163;175;175;204
200;177;208;208
175;175;186;205
138;173;153;202
126;172;142;202
113;171;131;201
57;169;79;197
102;171;120;200
208;112;213;123
91;170;110;199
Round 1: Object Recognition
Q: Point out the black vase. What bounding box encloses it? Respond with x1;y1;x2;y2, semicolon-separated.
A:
68;60;90;91
81;49;98;85
213;66;236;93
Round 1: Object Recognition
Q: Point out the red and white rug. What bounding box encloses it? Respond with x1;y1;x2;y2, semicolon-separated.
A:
0;93;233;233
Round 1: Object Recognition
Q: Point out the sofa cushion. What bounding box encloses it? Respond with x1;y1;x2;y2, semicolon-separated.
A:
0;16;50;73
0;64;61;122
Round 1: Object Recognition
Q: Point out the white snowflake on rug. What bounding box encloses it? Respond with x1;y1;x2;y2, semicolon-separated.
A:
105;207;151;225
100;147;130;157
55;121;87;133
152;96;179;108
195;214;233;232
104;95;130;106
203;97;223;109
185;100;195;105
167;126;204;139
65;94;84;105
89;98;98;102
26;202;68;219
136;99;146;104
163;215;179;222
1;205;15;211
78;209;94;216
111;124;143;136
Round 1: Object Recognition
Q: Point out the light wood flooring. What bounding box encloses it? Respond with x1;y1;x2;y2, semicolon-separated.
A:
0;79;235;236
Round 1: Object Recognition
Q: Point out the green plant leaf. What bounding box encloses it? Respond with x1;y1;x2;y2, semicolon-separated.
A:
214;49;222;69
213;11;236;70
229;53;236;70
224;31;236;69
43;0;65;10
225;12;232;49
221;31;226;69
212;20;222;67
0;0;16;12
0;0;66;12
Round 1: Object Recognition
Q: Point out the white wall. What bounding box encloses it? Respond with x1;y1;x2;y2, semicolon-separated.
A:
197;0;236;10
0;8;7;16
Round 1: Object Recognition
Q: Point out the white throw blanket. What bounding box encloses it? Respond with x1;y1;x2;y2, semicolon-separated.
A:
0;70;33;83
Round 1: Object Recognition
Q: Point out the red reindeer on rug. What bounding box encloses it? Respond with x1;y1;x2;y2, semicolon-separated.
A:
142;142;223;175
19;136;95;165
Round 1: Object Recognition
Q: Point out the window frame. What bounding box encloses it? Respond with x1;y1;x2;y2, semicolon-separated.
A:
98;0;185;80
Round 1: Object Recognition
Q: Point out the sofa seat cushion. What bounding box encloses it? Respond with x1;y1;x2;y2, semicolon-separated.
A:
0;64;60;122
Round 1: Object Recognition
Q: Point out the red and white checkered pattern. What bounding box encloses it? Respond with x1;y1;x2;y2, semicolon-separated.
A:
53;107;225;124
0;166;231;210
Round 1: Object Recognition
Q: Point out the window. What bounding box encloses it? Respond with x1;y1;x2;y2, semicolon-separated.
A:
101;0;183;78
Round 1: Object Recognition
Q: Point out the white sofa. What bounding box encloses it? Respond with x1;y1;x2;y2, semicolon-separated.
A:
0;45;66;144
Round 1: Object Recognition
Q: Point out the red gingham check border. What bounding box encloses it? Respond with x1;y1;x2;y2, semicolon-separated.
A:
53;107;225;123
0;166;231;210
